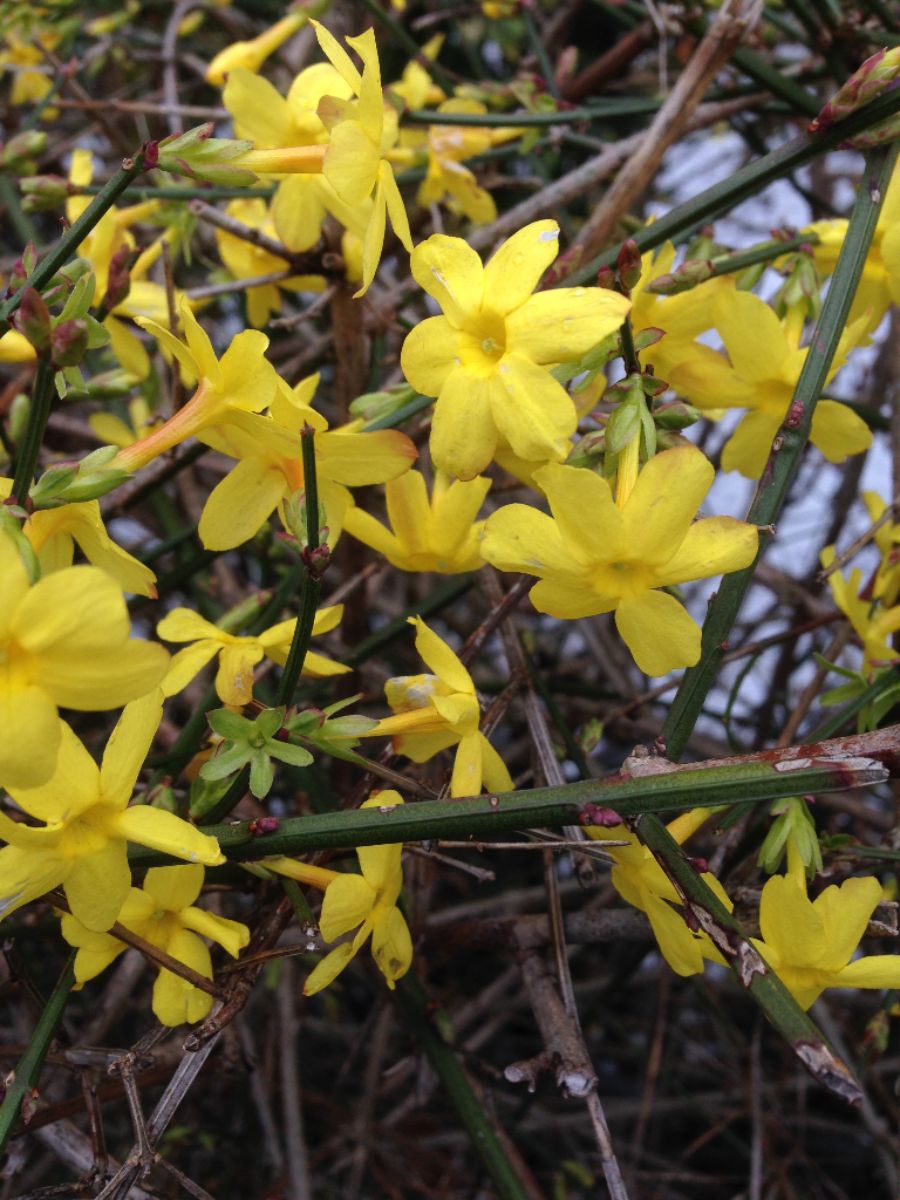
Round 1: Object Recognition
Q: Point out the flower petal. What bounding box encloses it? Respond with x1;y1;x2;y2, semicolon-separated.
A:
536;463;625;563
615;590;701;676
115;806;224;866
430;368;499;480
810;399;873;464
655;517;758;587
0;682;62;790
318;428;416;486
152;928;213;1026
450;732;483;797
491;353;576;465
480;503;571;577
482;220;559;316
199;458;286;551
161;642;220;698
714;287;789;382
304;941;357;995
100;691;163;807
370;905;412;988
65;840;131;931
836;954;900;991
721;411;781;478
400;315;459;397
318;873;376;941
144;863;204;911
410;233;484;326
480;733;514;793
507;287;630;363
0;845;65;922
622;445;713;566
412;617;473;694
530;578;616;619
758;873;826;968
36;641;169;711
813;876;882;972
181;905;250;957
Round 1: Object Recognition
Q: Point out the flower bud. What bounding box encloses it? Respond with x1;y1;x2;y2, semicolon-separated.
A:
12;287;51;352
2;131;47;172
646;259;715;295
810;47;900;148
157;124;257;186
616;238;642;293
19;174;71;213
102;245;133;311
654;400;700;430
50;318;89;367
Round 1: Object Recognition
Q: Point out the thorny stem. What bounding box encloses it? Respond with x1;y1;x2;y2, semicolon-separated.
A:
128;735;894;866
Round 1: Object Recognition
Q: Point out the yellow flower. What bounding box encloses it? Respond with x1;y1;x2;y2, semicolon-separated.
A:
480;444;758;676
863;490;900;606
214;198;326;326
222;61;358;252
158;604;350;705
312;23;413;294
89;396;158;450
751;857;900;1010
343;469;489;573
397;99;520;225
388;35;446;110
0;533;168;788
206;11;308;86
366;617;513;797
628;240;729;384
196;375;416;552
586;809;732;977
0;693;223;931
303;791;413;994
115;298;280;472
820;546;900;673
0;32;59;112
804;160;900;334
400;220;631;480
61;864;248;1025
671;287;871;478
0;479;156;598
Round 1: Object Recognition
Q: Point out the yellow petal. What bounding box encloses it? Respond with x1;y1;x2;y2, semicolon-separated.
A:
714;287;789;382
0;682;62;790
325;120;379;207
450;732;482;797
400;315;459;397
343;506;403;562
506;288;630;363
100;691;163;807
480;502;571;576
491;353;576;464
216;642;263;705
0;845;65;922
622;445;713;566
655;517;758;587
318;873;376;941
615;590;701;675
412;617;474;694
431;368;501;480
161;642;220;698
271;175;329;252
222;68;292;147
530;578;615;618
157;607;222;644
115;806;224;866
144;863;204;910
317;428;416;485
64;840;131;931
480;733;514;793
813;876;882;972
304;941;357;995
536;463;624;563
810;399;873;464
380;160;412;253
758;873;825;968
199;459;287;551
482;220;559;316
181;905;250;957
44;502;157;597
370;906;412;988
218;330;278;412
721;411;782;478
13;565;128;654
836;954;900;991
410;233;484;326
152;928;212;1026
36;641;169;711
643;892;706;977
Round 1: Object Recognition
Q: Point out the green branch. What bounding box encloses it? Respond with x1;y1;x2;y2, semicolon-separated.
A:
277;425;323;706
12;357;55;505
662;141;899;761
129;749;889;867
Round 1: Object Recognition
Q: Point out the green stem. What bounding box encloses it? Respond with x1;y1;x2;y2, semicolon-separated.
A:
662;142;899;762
0;952;76;1154
646;233;819;294
129;750;889;866
277;426;322;707
631;815;862;1104
12;357;55;505
76;183;276;201
405;97;661;126
568;87;900;283
0;150;148;328
393;976;530;1200
731;44;820;118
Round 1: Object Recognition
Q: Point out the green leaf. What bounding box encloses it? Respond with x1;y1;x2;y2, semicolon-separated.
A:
200;743;251;781
249;749;274;799
267;740;314;768
254;706;286;740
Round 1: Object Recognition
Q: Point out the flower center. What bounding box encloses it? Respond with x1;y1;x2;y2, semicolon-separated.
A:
459;312;507;375
590;560;656;601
